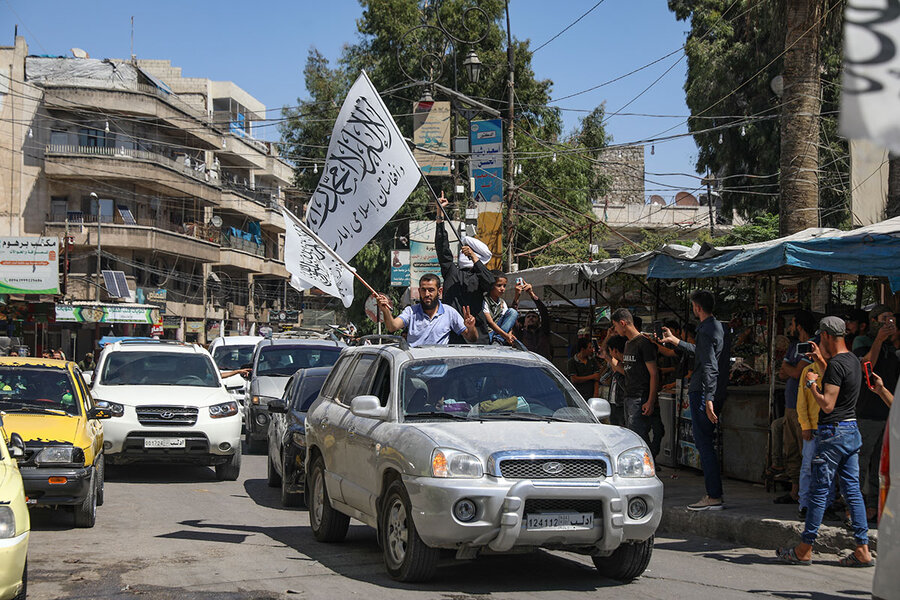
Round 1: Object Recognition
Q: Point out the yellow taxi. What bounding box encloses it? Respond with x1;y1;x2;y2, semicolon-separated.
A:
0;414;29;600
0;358;112;528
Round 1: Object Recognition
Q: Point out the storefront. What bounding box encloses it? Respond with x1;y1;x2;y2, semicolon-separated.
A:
54;302;162;361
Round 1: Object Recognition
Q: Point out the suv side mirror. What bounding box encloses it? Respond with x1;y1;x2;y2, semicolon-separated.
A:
8;432;25;458
588;398;611;421
350;395;387;420
267;399;287;414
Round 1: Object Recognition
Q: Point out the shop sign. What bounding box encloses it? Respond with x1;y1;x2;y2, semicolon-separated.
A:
469;119;503;203
55;304;160;324
185;321;204;334
390;250;410;287
413;100;451;176
268;310;299;323
408;221;460;285
162;316;182;330
0;237;59;294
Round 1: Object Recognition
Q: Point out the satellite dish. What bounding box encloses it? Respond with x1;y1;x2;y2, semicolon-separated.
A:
674;191;699;207
71;48;89;59
649;195;665;206
210;215;223;228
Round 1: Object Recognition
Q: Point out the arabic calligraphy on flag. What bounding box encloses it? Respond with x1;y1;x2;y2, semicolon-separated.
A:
282;209;355;308
305;71;421;260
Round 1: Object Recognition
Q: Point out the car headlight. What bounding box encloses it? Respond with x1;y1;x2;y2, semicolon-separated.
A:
94;400;124;417
35;446;84;466
0;506;14;539
617;447;655;478
431;448;483;478
209;401;239;419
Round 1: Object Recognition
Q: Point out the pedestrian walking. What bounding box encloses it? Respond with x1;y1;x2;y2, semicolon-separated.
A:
776;316;874;567
610;308;659;453
660;290;725;511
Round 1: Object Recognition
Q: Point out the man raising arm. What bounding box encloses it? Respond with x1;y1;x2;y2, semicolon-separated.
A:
376;274;477;347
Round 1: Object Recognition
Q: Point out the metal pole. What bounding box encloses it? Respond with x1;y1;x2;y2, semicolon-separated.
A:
91;193;101;300
504;0;516;271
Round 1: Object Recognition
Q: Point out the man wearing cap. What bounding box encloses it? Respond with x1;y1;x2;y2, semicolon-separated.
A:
569;327;592;358
777;316;874;567
435;196;494;343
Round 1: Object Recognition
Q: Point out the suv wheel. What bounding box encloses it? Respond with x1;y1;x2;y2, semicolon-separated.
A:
215;451;242;481
281;454;304;508
267;453;282;487
73;469;97;528
308;456;349;542
592;536;654;581
379;480;439;582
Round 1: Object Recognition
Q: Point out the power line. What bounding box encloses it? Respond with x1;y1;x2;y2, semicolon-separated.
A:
531;0;608;53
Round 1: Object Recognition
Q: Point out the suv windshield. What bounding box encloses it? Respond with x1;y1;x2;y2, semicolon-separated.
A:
400;358;594;423
256;347;341;377
100;351;219;387
212;345;256;370
0;367;80;416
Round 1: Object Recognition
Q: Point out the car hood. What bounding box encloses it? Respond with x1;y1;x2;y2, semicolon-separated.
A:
93;385;229;408
253;376;289;399
222;374;246;390
0;413;81;445
408;421;642;460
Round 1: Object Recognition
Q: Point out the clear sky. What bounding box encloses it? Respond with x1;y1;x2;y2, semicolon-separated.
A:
3;0;702;199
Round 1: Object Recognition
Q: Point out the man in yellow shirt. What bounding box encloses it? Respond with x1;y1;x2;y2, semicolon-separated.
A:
796;345;833;518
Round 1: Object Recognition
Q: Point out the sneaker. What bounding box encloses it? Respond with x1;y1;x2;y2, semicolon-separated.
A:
687;496;724;511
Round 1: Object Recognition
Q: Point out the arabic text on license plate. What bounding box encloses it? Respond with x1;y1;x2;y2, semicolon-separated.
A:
525;512;594;531
144;438;185;448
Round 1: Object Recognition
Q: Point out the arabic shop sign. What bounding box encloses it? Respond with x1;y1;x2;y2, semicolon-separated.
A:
55;304;160;324
0;237;60;295
469;119;503;203
413;100;451;176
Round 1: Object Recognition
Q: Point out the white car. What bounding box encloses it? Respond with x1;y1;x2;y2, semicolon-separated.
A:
91;340;242;480
873;377;900;600
207;335;262;416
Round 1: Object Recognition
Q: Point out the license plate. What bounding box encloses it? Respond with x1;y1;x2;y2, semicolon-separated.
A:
26;498;36;505
144;438;185;448
525;512;594;531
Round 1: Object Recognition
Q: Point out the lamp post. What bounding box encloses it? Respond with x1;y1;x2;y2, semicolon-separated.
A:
702;173;717;236
90;192;101;300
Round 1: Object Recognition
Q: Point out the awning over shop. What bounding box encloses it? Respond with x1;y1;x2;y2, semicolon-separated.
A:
55;302;161;324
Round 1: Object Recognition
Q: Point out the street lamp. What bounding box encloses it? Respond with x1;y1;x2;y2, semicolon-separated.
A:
462;50;483;84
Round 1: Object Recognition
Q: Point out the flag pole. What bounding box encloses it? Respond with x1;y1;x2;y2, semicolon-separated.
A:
404;138;465;245
281;207;379;297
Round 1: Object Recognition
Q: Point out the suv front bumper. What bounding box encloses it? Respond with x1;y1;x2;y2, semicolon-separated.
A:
402;475;662;554
19;465;92;506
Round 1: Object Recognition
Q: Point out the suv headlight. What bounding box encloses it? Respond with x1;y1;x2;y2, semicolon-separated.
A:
209;401;239;419
617;447;655;478
35;446;84;466
0;506;15;539
94;400;125;417
431;448;483;478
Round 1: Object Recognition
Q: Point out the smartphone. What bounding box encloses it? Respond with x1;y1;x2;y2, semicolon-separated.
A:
653;321;664;339
796;341;813;355
591;339;600;353
515;277;524;286
863;361;874;389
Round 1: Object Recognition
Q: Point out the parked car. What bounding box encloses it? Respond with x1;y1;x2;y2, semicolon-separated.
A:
245;339;344;454
207;335;261;416
266;367;332;507
873;377;900;600
91;340;242;481
304;342;662;582
0;415;29;600
0;357;111;528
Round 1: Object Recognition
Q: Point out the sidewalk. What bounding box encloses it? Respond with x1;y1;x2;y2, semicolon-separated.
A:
657;467;879;554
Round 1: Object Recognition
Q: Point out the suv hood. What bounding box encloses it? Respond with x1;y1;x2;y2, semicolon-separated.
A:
409;421;642;460
222;374;246;390
93;385;229;408
253;376;289;399
0;413;80;444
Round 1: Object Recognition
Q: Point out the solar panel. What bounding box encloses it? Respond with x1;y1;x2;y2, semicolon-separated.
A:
117;205;136;225
102;270;131;299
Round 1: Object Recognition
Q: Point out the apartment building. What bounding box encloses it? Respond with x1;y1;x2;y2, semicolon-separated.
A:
0;36;306;355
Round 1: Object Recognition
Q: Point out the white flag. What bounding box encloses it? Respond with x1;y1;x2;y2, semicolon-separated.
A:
306;71;421;260
840;2;900;153
282;209;355;308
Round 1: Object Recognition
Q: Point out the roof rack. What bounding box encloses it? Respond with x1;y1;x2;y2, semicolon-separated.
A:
117;339;188;346
356;334;410;351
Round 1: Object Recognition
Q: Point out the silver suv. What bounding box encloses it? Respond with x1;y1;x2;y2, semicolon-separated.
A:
304;341;662;582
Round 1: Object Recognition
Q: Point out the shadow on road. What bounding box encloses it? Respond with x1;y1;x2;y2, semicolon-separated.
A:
105;463;218;484
162;518;629;592
242;477;304;511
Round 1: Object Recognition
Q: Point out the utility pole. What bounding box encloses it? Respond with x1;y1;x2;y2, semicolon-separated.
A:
504;0;516;271
779;0;822;236
704;171;715;236
91;192;101;300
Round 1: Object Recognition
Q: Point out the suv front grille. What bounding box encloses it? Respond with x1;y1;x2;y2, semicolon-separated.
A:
499;458;607;479
524;498;604;516
136;406;198;427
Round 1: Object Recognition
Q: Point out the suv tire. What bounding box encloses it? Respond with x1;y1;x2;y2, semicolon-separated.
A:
215;451;242;481
267;453;282;487
592;536;654;581
379;480;439;582
73;470;97;528
308;456;349;542
281;454;304;508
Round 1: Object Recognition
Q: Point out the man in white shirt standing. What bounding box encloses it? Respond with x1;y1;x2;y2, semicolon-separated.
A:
377;274;477;347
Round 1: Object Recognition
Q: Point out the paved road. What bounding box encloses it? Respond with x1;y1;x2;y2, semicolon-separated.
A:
25;450;874;600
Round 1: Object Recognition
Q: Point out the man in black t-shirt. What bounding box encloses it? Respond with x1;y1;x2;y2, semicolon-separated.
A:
611;308;659;449
567;338;601;400
778;316;873;568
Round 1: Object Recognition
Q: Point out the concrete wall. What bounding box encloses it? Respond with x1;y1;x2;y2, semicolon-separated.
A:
594;145;645;205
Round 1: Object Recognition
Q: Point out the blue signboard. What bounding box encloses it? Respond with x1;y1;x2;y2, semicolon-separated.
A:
390;250;410;287
469;119;503;202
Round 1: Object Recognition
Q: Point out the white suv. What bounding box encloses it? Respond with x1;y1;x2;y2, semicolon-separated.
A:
91;340;242;480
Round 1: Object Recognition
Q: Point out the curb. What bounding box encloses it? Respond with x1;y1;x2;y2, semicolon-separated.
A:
659;506;878;555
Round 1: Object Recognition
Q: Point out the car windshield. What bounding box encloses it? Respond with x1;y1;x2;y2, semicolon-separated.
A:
212;345;256;370
256;347;341;377
399;358;594;423
0;366;80;416
295;375;328;412
100;351;219;387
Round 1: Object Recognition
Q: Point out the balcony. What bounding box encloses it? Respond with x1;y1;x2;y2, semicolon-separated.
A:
216;231;286;276
44;144;221;203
